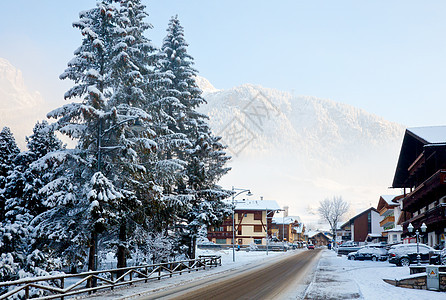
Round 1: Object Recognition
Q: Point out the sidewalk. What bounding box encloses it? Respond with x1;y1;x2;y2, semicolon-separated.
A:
303;251;361;299
303;250;445;300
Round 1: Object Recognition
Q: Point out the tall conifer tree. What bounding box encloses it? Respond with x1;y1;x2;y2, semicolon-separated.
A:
157;16;231;258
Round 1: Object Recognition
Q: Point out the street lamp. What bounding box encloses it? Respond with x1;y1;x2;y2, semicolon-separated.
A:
407;222;427;266
232;187;253;262
93;116;145;275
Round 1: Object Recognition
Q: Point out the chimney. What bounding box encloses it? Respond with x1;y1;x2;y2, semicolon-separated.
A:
284;206;289;217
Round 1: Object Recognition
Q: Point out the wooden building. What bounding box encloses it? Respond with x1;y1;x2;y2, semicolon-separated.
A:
271;215;305;243
377;195;404;244
340;207;383;243
207;199;281;246
307;231;330;246
392;126;446;248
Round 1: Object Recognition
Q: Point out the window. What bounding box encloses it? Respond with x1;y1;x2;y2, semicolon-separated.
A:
420;245;430;254
214;226;225;232
216;239;226;244
238;239;243;245
254;212;262;220
367;212;372;233
254;239;262;244
392;234;397;242
254;225;263;232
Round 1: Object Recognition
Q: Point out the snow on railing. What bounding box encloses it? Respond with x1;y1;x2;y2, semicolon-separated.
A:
0;255;221;300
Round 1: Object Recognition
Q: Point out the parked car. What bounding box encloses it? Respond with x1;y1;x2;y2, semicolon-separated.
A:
429;248;446;265
348;250;359;260
388;243;434;266
341;241;358;247
355;247;387;261
337;244;362;255
307;243;315;249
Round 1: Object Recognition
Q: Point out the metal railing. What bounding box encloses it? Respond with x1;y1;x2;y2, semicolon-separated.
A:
0;255;221;300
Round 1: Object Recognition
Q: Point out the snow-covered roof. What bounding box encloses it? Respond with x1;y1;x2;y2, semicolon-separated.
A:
225;199;281;211
367;233;382;238
305;230;329;239
272;215;301;225
380;195;398;205
293;223;304;233
408;126;446;144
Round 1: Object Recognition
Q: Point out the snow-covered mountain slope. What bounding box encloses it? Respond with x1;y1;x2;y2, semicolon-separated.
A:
0;58;45;148
198;82;406;222
200;83;404;166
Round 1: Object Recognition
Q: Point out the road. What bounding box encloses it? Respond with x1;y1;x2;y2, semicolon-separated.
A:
138;249;322;300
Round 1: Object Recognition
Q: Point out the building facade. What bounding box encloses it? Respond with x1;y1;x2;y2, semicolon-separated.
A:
377;195;403;244
307;231;330;246
340;207;383;243
207;199;281;246
271;215;304;243
392;127;446;248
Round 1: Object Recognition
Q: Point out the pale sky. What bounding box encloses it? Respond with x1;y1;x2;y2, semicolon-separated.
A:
1;0;446;128
1;1;445;226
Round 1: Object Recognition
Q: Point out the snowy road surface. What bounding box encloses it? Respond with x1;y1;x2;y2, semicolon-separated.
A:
138;249;321;299
82;248;318;300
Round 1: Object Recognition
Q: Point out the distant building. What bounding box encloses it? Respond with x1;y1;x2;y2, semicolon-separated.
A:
377;195;404;244
340;207;383;243
306;231;330;246
392;126;446;248
207;199;281;246
271;214;305;243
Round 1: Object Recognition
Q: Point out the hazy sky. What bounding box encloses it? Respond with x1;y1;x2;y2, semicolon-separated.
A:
1;0;446;128
1;1;446;227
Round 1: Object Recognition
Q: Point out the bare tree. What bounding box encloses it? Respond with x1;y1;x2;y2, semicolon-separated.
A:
318;196;349;243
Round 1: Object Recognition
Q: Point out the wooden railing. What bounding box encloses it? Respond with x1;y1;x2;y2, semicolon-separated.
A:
0;255;221;300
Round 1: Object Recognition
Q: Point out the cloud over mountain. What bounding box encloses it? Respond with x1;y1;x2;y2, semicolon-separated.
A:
0;58;45;149
198;82;405;225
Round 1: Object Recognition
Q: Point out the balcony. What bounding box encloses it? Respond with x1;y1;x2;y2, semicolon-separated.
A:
379;206;395;217
379;215;395;228
402;203;446;232
403;169;446;211
207;231;232;239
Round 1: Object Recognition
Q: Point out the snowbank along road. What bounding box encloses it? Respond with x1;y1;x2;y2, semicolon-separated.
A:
139;249;322;300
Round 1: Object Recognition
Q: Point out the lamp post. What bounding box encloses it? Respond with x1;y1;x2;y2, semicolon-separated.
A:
93;116;144;274
232;186;252;262
407;222;427;266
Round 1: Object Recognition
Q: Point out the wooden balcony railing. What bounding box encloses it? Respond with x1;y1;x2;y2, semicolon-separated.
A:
403;169;446;211
379;215;395;227
402;203;446;231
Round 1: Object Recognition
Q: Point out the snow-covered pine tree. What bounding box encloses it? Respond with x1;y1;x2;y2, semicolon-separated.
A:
157;16;231;258
23;121;64;216
105;0;166;269
185;125;232;257
45;0;121;272
44;0;160;272
0;127;20;223
0;121;63;284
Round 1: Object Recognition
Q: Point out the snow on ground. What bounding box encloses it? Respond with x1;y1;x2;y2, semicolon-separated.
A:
304;249;445;300
81;248;297;299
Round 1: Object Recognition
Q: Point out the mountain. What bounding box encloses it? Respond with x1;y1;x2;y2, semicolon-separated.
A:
197;82;406;225
0;58;45;148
